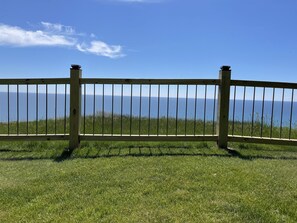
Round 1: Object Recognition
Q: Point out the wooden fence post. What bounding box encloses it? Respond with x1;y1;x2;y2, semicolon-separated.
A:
69;64;82;150
217;66;231;149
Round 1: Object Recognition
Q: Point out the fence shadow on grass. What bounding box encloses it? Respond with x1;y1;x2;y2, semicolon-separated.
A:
0;142;296;162
225;148;297;160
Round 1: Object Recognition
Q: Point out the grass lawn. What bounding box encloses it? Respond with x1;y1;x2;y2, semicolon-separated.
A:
0;141;297;222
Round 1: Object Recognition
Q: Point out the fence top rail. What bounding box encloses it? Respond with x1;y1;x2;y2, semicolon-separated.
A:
2;77;296;89
0;78;70;85
80;78;220;85
231;79;297;89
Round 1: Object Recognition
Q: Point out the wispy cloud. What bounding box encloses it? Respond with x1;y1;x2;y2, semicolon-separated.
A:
0;22;124;58
41;22;75;35
77;41;124;58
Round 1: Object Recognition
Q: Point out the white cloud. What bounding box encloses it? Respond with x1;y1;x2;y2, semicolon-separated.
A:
77;41;124;58
0;22;124;59
0;24;74;47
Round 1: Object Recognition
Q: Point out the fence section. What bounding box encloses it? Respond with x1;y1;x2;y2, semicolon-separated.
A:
228;80;297;146
0;78;70;140
79;78;219;142
1;65;297;148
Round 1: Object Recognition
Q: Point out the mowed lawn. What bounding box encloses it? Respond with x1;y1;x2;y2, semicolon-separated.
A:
0;141;297;222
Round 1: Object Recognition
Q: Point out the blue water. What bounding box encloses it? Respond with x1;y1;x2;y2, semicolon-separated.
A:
0;92;297;127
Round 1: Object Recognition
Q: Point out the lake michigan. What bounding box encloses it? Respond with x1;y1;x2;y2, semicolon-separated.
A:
0;92;296;127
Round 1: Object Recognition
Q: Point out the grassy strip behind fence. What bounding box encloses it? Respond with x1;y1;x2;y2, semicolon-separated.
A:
0;114;218;136
1;114;297;140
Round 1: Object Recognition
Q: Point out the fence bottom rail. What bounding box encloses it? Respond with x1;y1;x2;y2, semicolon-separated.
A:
80;135;218;142
228;135;297;146
0;134;69;141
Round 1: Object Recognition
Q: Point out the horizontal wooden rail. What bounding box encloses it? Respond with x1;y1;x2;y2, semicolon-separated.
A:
81;78;219;85
0;78;70;85
0;134;69;141
231;80;297;89
228;136;297;146
80;135;218;142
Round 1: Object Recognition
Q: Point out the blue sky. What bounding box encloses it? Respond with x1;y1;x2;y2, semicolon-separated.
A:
0;0;296;82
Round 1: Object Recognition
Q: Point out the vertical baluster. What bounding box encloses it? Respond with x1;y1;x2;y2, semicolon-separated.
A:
260;87;266;138
84;84;86;135
93;84;96;135
27;84;29;135
166;85;170;136
112;84;114;135
241;86;246;136
7;85;9;135
232;86;236;135
251;87;256;137
175;85;179;136
121;84;123;136
203;85;207;135
45;84;48;135
289;89;294;139
64;84;67;135
185;85;188;136
55;84;57;135
130;84;133;136
36;85;38;135
280;88;285;138
148;84;151;135
139;85;142;136
102;84;105;136
212;85;217;135
17;84;19;135
194;85;198;136
157;85;161;136
270;88;275;138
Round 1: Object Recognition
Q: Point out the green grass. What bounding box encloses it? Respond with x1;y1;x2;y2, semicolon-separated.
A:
0;140;297;222
1;115;297;222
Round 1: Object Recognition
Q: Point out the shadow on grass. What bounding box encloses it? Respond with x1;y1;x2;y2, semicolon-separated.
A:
224;147;297;161
54;148;74;162
0;143;297;162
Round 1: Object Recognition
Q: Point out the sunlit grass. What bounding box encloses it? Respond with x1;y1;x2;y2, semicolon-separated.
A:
0;140;297;222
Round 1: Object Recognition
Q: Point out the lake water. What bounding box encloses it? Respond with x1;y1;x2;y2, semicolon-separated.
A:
0;92;297;127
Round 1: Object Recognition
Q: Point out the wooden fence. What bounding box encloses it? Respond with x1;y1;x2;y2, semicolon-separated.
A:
0;64;297;149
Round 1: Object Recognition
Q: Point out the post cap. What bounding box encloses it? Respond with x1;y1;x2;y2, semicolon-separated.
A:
71;64;81;70
220;66;231;71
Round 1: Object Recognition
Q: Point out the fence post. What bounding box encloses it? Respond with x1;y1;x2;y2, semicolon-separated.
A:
69;64;82;150
217;66;231;149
